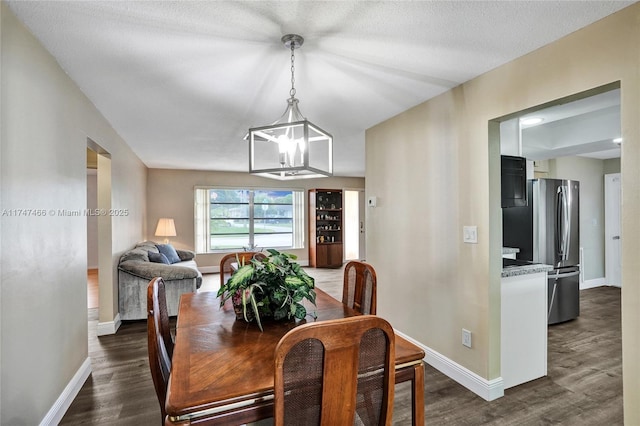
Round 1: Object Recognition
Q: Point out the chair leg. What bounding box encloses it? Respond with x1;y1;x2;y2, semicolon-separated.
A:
411;363;425;426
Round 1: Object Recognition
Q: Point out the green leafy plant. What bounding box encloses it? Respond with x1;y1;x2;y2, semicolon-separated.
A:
217;249;317;331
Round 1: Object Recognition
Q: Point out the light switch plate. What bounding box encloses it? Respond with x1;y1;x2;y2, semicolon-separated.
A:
463;226;478;244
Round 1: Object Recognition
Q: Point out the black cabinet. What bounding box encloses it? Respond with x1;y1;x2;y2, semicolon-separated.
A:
501;155;528;208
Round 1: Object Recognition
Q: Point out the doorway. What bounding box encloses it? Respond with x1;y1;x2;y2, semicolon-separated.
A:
344;189;366;261
87;139;116;335
494;82;623;399
86;151;99;309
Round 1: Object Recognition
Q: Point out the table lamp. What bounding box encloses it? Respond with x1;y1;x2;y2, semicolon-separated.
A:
155;218;176;244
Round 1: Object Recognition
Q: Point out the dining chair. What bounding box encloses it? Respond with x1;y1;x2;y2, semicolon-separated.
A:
343;260;378;315
147;277;174;424
274;315;395;426
219;252;256;288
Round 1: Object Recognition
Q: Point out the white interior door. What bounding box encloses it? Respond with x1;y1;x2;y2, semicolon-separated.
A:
358;190;366;260
605;173;621;287
344;190;363;261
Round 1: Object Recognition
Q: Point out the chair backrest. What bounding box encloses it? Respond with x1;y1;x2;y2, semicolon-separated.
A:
219;252;262;288
343;260;378;315
147;277;174;423
274;315;395;426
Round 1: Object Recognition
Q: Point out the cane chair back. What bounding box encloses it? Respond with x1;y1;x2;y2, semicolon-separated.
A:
343;261;378;315
274;315;395;426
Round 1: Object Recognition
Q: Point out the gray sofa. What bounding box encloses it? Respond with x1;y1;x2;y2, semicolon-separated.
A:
118;241;202;320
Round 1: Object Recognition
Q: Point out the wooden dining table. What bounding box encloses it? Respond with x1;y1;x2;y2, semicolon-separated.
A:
165;288;425;425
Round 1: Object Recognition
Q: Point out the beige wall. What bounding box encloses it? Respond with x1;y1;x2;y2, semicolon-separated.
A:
146;169;364;268
604;157;621;174
0;4;147;424
366;4;640;422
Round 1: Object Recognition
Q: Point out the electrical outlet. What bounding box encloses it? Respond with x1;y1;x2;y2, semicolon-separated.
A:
463;226;478;244
462;329;472;348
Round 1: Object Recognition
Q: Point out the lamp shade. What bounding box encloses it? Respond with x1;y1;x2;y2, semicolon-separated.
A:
155;218;176;237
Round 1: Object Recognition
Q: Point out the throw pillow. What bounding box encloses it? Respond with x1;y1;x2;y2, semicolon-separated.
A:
148;251;170;264
156;244;181;264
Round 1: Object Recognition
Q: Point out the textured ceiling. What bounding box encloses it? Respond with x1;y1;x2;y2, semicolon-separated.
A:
6;1;634;177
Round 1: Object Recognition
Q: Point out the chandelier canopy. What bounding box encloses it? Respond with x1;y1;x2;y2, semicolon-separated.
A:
247;34;333;180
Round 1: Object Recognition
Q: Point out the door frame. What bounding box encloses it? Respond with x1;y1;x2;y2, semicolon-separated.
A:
605;172;622;287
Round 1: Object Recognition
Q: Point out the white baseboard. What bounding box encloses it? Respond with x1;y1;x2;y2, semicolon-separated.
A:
580;277;606;290
97;313;121;336
394;330;504;401
40;357;91;426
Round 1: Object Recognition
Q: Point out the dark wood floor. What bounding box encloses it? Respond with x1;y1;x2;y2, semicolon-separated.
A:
63;272;622;425
420;285;622;426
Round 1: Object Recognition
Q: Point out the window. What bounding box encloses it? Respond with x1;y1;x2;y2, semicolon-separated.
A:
195;188;304;253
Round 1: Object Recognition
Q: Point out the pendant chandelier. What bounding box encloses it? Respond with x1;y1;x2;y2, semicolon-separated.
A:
247;34;333;180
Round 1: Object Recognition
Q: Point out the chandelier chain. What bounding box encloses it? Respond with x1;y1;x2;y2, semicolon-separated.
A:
289;43;296;98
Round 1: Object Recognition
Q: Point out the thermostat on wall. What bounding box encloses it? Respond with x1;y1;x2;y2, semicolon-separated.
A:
368;196;377;207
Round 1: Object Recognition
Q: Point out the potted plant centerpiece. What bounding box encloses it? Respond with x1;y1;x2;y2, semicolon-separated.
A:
217;249;317;331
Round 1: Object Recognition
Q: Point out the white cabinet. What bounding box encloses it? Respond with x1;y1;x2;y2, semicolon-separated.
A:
501;271;548;389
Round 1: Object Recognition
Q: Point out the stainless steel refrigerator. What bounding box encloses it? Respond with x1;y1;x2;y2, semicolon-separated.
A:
503;178;580;324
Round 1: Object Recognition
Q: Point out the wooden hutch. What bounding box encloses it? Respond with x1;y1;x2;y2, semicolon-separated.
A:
308;189;343;268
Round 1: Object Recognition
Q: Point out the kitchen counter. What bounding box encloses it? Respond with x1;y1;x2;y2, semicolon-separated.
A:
501;259;553;278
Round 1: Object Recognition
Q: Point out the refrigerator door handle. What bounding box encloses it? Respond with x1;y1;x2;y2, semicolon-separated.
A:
556;188;562;260
556;185;570;263
563;186;571;261
550;270;580;279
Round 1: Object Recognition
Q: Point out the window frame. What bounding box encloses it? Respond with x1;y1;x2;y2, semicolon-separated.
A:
195;186;305;254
